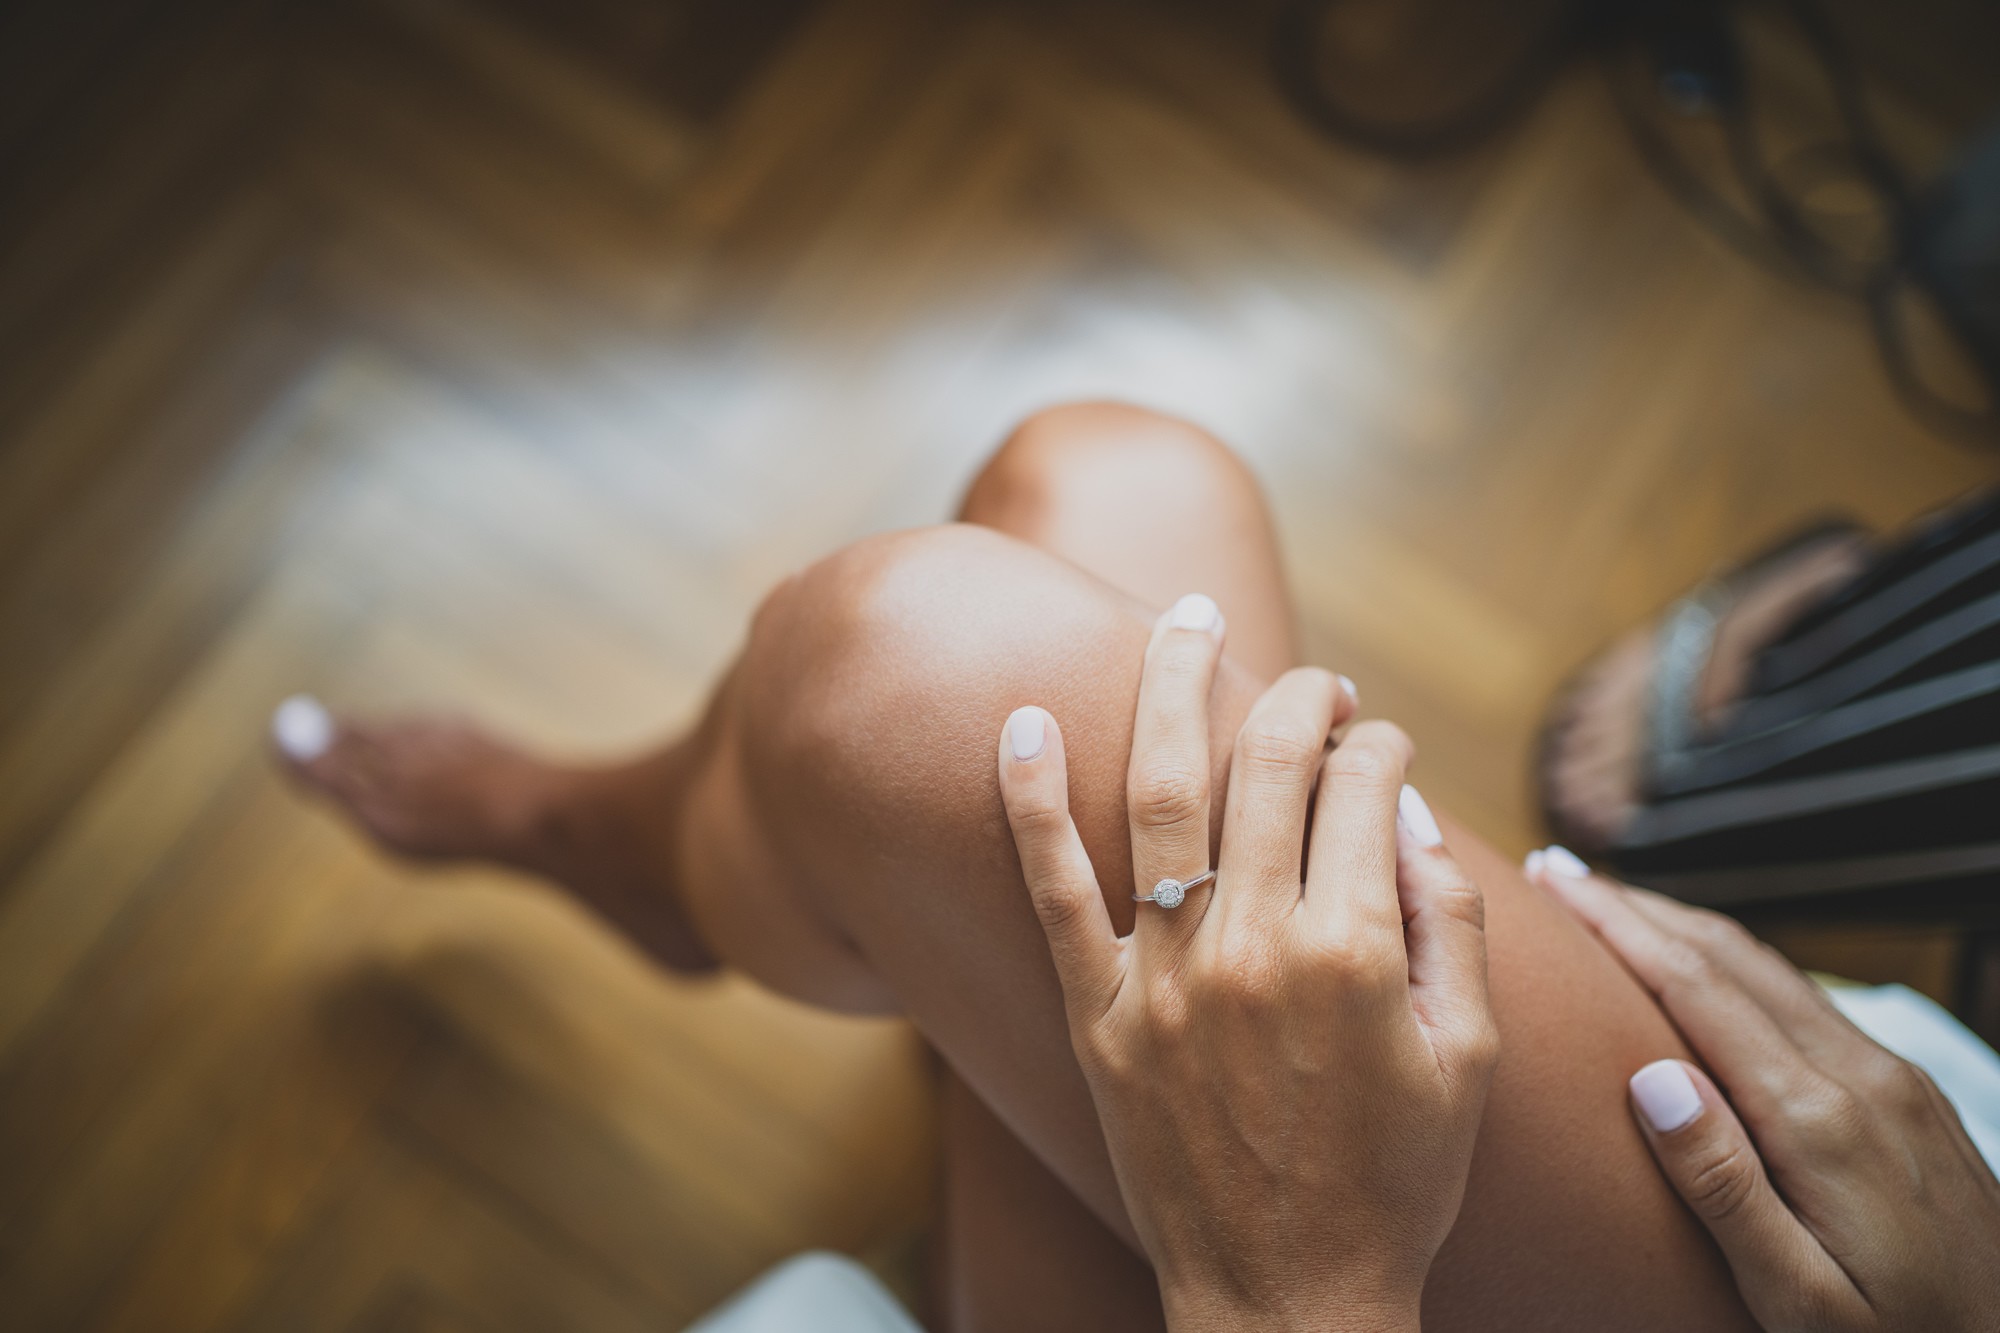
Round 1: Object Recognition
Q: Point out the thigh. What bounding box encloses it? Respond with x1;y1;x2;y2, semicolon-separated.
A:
686;524;1754;1331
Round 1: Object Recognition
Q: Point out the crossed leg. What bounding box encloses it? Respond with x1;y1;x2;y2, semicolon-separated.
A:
287;404;1755;1331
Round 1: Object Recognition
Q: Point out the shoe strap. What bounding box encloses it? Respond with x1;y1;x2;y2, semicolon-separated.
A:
1646;583;1734;795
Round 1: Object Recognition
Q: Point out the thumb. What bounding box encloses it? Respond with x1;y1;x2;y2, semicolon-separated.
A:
1628;1060;1847;1321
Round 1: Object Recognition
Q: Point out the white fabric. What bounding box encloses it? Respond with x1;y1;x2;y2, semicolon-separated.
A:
1826;981;2000;1173
684;1251;920;1333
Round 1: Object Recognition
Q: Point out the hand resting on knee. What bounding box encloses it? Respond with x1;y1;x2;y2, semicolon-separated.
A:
997;594;1500;1333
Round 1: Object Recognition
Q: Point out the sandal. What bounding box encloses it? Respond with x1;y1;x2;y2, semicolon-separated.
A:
1534;516;1872;859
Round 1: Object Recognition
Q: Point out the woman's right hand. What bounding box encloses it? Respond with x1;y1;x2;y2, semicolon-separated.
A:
997;594;1498;1332
1526;849;2000;1333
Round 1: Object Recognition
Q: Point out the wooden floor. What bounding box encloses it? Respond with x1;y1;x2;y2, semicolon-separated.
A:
2;1;1995;1328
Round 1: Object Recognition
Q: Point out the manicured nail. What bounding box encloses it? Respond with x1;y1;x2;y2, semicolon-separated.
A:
1008;706;1047;762
1541;844;1590;880
1169;593;1219;633
1338;674;1358;705
1630;1060;1705;1133
272;694;335;761
1524;848;1546;878
1397;784;1443;848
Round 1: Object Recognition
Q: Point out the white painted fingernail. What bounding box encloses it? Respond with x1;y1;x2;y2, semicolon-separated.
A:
1524;849;1546;878
272;694;335;761
1168;593;1219;632
1542;844;1590;880
1398;784;1443;848
1008;706;1047;762
1630;1060;1705;1133
1338;674;1358;705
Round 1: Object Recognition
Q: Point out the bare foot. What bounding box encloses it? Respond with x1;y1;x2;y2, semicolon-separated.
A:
1539;533;1869;852
272;696;719;972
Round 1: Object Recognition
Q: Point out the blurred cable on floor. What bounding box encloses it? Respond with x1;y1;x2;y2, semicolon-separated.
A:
1272;0;2000;445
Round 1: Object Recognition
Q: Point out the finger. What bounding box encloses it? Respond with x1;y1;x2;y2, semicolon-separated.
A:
1126;593;1226;962
1208;667;1343;941
1627;1059;1856;1330
998;706;1124;1020
1529;859;1836;1126
1615;882;1890;1071
1396;790;1497;1089
1301;721;1415;962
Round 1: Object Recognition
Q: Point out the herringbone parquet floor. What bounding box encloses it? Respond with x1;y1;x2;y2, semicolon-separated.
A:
2;0;1995;1328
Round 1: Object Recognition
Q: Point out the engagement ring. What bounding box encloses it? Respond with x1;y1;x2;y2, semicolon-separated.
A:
1133;870;1214;909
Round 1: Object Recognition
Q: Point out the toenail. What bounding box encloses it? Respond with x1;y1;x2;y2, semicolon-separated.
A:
272;695;335;761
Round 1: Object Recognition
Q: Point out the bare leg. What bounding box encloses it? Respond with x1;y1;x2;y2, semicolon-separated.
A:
937;1069;1164;1332
286;406;1755;1330
933;404;1301;1331
678;417;1747;1329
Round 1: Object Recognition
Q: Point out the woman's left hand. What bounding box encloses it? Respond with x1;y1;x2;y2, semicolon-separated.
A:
995;600;1499;1333
1527;852;2000;1332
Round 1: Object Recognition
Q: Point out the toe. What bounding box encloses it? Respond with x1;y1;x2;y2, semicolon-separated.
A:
272;697;384;802
272;694;336;764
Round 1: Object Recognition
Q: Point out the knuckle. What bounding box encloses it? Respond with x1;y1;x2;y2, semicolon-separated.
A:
1235;717;1328;776
1655;939;1722;1002
1005;794;1071;840
1452;1028;1502;1090
1681;1139;1763;1223
1149;635;1218;684
1429;873;1487;930
1789;1083;1868;1153
1470;1022;1502;1072
1326;741;1403;789
1208;940;1284;1002
1305;933;1399;991
1688;911;1754;954
1863;1054;1933;1114
1127;760;1207;830
1342;719;1414;762
1028;881;1093;937
1683;912;1734;948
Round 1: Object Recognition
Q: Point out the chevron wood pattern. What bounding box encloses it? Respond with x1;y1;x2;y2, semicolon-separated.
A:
1;0;1994;1328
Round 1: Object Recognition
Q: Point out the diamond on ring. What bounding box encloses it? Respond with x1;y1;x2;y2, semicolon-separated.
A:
1133;869;1213;908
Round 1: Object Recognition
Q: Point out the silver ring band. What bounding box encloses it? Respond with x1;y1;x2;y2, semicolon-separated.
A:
1133;869;1214;909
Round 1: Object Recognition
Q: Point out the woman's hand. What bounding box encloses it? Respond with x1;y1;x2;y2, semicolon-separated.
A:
995;595;1500;1333
1526;849;2000;1333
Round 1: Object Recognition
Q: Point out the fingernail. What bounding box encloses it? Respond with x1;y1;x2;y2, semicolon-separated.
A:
1524;848;1546;878
1541;844;1590;880
1630;1060;1705;1133
1008;706;1047;762
272;694;335;761
1397;784;1443;848
1168;592;1219;633
1338;674;1358;705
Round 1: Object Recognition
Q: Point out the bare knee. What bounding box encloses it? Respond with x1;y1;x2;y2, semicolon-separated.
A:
963;401;1260;527
735;524;1149;893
